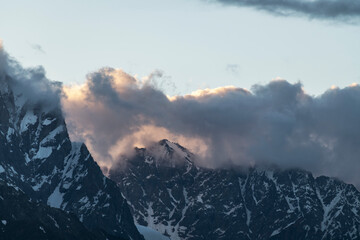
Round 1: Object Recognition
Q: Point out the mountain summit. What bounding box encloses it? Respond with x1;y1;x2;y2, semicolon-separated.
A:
136;139;195;168
110;140;360;240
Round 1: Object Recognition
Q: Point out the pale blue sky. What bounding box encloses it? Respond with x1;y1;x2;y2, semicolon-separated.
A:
1;0;359;96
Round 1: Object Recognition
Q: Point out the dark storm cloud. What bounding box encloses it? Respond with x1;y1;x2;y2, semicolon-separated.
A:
211;0;360;21
63;67;360;185
0;42;62;110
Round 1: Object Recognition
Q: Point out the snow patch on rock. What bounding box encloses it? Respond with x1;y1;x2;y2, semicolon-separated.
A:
136;224;170;240
20;110;37;133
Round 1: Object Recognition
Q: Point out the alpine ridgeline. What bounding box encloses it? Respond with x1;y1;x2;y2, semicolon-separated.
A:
0;73;143;239
110;139;360;240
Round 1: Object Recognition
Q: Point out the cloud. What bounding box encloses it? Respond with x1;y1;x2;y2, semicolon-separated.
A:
63;67;360;186
0;41;62;111
210;0;360;21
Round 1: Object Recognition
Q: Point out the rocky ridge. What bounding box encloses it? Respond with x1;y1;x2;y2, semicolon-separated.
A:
110;139;360;240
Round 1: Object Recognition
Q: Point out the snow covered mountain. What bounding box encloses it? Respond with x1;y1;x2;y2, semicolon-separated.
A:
0;74;143;239
110;139;360;240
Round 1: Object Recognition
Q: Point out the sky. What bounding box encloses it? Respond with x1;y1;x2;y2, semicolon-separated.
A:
0;0;359;96
1;0;360;185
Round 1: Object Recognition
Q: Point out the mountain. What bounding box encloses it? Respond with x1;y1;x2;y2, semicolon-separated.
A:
0;182;101;240
0;74;143;239
110;139;360;240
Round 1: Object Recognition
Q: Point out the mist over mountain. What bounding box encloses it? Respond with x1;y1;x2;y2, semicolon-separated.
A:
2;41;360;239
63;67;360;186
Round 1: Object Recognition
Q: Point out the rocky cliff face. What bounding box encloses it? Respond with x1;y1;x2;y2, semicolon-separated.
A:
0;74;143;240
110;139;360;240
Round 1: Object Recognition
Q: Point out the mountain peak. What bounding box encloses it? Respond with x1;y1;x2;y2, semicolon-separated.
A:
144;139;194;168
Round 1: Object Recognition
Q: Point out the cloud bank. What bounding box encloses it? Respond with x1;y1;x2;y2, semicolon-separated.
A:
63;67;360;185
211;0;360;21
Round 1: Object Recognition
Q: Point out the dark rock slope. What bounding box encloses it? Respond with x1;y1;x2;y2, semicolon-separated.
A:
0;182;104;240
110;139;360;240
